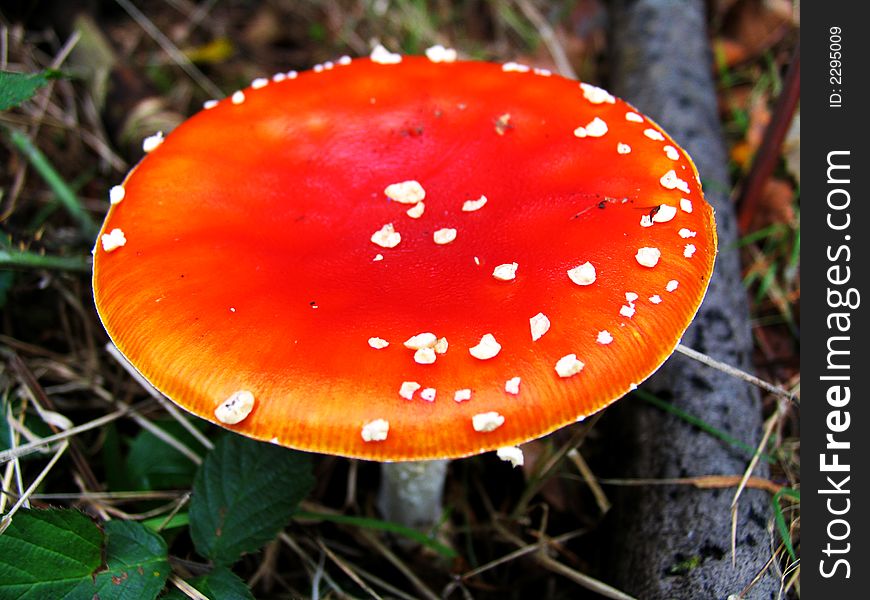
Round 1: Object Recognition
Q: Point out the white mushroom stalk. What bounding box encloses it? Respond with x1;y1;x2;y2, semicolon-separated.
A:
377;460;450;530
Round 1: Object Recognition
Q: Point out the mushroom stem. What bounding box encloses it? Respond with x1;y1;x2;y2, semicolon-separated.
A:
377;460;449;530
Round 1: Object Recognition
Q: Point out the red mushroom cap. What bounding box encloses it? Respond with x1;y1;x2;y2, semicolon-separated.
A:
93;53;716;460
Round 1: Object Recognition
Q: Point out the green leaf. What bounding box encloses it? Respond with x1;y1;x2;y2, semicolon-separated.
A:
94;520;170;600
191;567;255;599
102;424;129;491
4;128;99;239
0;71;51;111
125;420;202;491
0;270;13;309
0;509;102;599
189;433;314;566
162;567;254;600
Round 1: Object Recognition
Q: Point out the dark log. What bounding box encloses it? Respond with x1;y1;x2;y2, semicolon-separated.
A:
606;1;780;597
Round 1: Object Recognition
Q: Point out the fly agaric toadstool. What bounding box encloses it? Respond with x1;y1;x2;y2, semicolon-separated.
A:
93;50;716;529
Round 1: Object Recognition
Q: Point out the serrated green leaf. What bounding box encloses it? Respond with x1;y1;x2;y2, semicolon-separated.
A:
0;509;102;600
94;520;170;600
0;71;50;111
191;567;255;599
189;433;313;566
161;567;254;600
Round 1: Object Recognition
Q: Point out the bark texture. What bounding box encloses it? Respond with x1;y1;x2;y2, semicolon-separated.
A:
606;1;780;597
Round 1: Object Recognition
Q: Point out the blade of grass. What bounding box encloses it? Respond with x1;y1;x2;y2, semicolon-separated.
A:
294;510;456;559
730;223;784;250
0;247;91;272
4;127;99;239
772;487;800;562
786;214;800;280
755;263;778;304
143;511;190;533
633;389;775;464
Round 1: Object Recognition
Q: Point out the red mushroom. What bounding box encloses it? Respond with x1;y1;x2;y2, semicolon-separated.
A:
93;52;716;467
